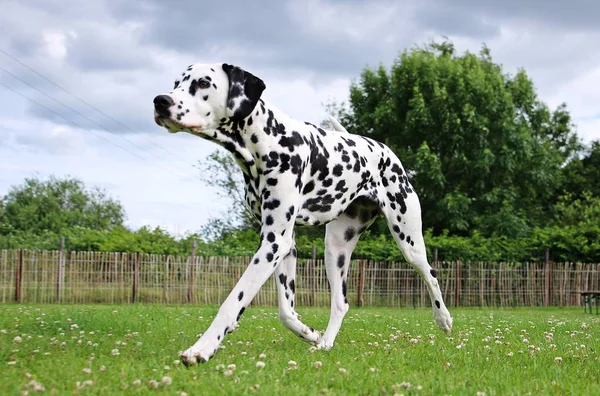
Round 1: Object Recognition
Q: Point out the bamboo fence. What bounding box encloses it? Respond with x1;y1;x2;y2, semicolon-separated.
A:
1;248;599;308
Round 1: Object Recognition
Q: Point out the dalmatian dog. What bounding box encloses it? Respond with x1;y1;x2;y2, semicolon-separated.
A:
153;63;453;366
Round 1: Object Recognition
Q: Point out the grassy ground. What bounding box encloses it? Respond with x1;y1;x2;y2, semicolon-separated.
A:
0;304;598;395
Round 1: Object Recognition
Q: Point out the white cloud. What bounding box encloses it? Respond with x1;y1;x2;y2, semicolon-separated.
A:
42;30;70;60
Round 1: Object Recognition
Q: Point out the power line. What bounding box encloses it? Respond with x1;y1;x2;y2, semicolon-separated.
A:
0;80;184;173
0;47;204;180
0;66;203;181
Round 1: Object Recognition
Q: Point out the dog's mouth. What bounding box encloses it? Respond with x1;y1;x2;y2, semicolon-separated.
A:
154;115;203;134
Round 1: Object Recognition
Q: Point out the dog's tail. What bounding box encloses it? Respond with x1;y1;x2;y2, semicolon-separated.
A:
327;115;349;134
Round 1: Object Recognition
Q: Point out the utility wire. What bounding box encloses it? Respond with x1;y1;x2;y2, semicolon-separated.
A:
0;80;186;174
0;47;203;180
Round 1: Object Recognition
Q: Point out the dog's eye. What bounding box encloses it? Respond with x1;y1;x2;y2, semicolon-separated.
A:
198;80;211;89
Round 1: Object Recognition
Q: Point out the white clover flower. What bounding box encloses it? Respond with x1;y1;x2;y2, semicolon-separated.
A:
554;357;563;364
132;379;141;386
26;380;45;392
13;336;22;344
256;361;266;369
161;376;172;386
314;361;322;368
148;379;159;388
111;349;119;356
82;368;92;374
259;353;266;359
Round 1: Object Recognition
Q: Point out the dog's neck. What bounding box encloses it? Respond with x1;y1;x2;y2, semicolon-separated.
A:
203;99;294;181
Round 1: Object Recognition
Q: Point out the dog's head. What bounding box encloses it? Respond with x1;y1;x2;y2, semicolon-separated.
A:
153;63;266;134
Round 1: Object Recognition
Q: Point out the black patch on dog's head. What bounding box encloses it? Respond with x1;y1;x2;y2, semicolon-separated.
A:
222;63;266;121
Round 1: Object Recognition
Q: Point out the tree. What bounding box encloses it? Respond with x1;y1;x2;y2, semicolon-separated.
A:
0;175;125;235
334;39;582;237
559;140;600;200
195;149;261;239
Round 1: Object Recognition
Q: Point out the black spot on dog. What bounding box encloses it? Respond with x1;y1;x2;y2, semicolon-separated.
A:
302;181;315;195
279;273;288;289
237;307;245;321
263;199;281;210
344;228;356;241
265;215;274;226
238;291;244;301
430;269;437;278
337;254;345;268
289;280;295;294
435;300;441;309
333;164;344;177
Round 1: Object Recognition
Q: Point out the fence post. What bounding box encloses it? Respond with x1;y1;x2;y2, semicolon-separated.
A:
311;245;316;306
455;261;461;307
433;248;438;265
14;249;23;303
188;240;197;303
56;237;65;302
357;260;365;307
544;248;551;306
131;252;140;303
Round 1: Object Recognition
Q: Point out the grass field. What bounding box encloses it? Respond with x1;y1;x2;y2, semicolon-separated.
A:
1;304;598;395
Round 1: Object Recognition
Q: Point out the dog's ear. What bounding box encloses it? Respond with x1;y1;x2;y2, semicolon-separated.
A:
222;63;266;121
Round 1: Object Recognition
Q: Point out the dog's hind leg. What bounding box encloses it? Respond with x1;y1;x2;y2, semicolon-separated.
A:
275;236;321;344
317;198;379;350
379;178;453;333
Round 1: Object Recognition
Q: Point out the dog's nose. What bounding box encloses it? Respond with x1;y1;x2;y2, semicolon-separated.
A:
153;95;174;116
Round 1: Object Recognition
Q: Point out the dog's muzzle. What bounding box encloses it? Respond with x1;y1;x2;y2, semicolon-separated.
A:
153;94;174;118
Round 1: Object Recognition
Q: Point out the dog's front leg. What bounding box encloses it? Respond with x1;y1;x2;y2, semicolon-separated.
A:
180;224;294;366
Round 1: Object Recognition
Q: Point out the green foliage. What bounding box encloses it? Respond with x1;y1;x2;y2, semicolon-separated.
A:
337;39;582;237
560;140;600;199
0;175;125;235
196;149;260;237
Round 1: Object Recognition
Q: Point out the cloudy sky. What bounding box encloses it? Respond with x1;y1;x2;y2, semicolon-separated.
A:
1;0;599;237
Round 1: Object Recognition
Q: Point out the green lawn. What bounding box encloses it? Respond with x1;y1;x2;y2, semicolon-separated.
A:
1;304;598;395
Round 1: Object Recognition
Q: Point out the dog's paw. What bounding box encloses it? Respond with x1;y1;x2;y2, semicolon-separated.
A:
301;326;322;344
314;337;334;351
180;348;211;367
433;307;453;334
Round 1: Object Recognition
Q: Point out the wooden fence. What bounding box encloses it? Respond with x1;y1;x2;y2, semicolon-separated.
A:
1;248;599;307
